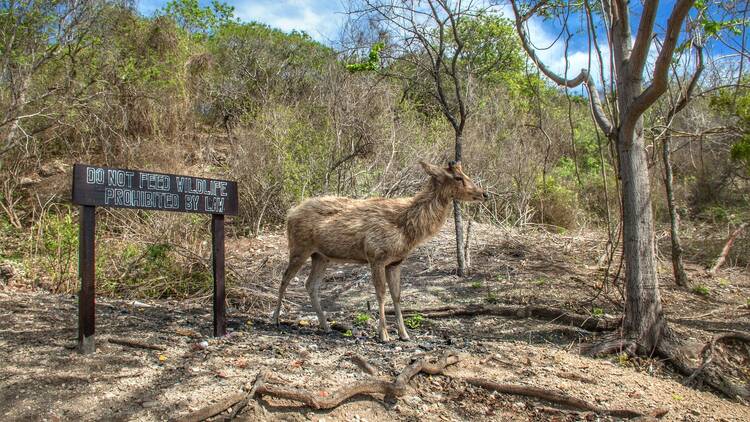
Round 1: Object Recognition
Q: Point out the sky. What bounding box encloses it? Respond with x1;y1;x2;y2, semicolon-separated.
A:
137;1;746;88
138;0;347;42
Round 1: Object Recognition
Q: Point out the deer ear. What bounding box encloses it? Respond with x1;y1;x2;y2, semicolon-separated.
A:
420;161;449;179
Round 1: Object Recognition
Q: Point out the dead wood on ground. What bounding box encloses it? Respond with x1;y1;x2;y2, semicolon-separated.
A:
251;352;460;409
177;351;668;419
708;223;748;275
172;392;246;422
349;353;378;376
107;337;166;351
392;304;620;332
461;377;668;418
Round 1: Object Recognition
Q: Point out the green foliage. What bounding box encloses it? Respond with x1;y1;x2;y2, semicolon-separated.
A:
457;12;524;90
692;285;710;296
346;42;383;72
470;280;482;289
405;314;424;329
162;0;235;36
485;292;499;304
354;313;371;326
343;329;353;337
592;307;604;317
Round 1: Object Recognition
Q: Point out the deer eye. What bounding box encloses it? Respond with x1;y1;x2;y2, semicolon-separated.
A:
453;176;463;181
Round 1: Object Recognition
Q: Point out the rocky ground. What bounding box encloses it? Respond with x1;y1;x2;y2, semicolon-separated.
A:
1;223;749;421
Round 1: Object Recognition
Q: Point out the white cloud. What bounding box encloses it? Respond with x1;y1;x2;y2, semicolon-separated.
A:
491;4;612;87
232;0;344;42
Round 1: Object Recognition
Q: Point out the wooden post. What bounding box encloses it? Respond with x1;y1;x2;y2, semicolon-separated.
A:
212;214;226;337
78;205;96;354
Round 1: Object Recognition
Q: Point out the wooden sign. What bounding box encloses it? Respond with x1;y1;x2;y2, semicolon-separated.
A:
71;163;237;354
72;164;238;215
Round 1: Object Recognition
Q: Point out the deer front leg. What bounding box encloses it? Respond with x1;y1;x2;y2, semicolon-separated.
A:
386;262;409;341
371;263;390;342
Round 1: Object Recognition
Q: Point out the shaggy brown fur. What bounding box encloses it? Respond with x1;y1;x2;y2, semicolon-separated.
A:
272;161;487;341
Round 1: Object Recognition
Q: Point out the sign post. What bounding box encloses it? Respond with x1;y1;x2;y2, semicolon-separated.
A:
72;164;238;353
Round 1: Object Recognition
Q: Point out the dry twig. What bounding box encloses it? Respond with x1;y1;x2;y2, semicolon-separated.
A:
108;337;166;351
392;304;620;332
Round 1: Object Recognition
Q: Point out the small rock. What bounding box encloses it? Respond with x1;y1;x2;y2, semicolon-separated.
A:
141;401;158;408
418;342;434;351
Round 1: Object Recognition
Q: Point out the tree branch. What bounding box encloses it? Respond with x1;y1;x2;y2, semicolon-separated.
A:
629;0;696;121
509;0;614;137
629;0;660;75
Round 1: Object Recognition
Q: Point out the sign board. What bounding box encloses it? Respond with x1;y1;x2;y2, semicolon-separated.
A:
72;164;238;215
71;163;237;354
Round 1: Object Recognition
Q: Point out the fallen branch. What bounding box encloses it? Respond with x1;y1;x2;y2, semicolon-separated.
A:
462;377;667;419
108;337;166;351
250;352;459;409
708;223;747;275
391;304;619;332
173;392;246;422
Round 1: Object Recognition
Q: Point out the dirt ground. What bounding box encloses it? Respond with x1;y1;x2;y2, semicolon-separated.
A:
1;223;749;421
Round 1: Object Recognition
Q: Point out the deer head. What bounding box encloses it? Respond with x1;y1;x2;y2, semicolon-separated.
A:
420;161;488;201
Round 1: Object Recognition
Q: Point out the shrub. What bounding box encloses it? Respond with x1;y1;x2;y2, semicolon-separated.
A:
692;285;710;296
405;314;424;329
354;313;370;326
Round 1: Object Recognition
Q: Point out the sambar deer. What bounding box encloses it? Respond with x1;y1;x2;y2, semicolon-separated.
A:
272;161;487;341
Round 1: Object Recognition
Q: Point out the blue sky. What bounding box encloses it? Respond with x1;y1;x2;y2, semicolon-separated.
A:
138;0;347;42
137;1;745;87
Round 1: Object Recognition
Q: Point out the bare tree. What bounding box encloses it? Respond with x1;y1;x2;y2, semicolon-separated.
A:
0;0;105;159
348;0;518;276
508;0;697;355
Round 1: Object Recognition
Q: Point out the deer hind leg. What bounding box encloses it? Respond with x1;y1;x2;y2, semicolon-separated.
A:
305;253;330;333
371;262;390;342
386;262;409;341
272;250;308;325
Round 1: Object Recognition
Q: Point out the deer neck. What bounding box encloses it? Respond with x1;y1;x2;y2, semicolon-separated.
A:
399;180;453;246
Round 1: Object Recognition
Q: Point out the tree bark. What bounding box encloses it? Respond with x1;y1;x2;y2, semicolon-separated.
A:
662;133;689;286
454;133;465;276
618;128;666;354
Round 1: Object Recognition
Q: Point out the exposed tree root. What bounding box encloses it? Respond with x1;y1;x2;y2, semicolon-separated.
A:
662;331;750;401
251;352;459;409
461;377;667;418
392;304;620;332
176;351;670;419
579;326;750;402
580;333;637;357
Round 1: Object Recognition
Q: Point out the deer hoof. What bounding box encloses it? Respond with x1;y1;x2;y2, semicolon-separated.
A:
399;333;410;341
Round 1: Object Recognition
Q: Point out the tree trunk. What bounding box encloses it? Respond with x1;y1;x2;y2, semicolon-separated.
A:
454;133;465;276
662;134;688;286
453;200;465;276
618;128;666;354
